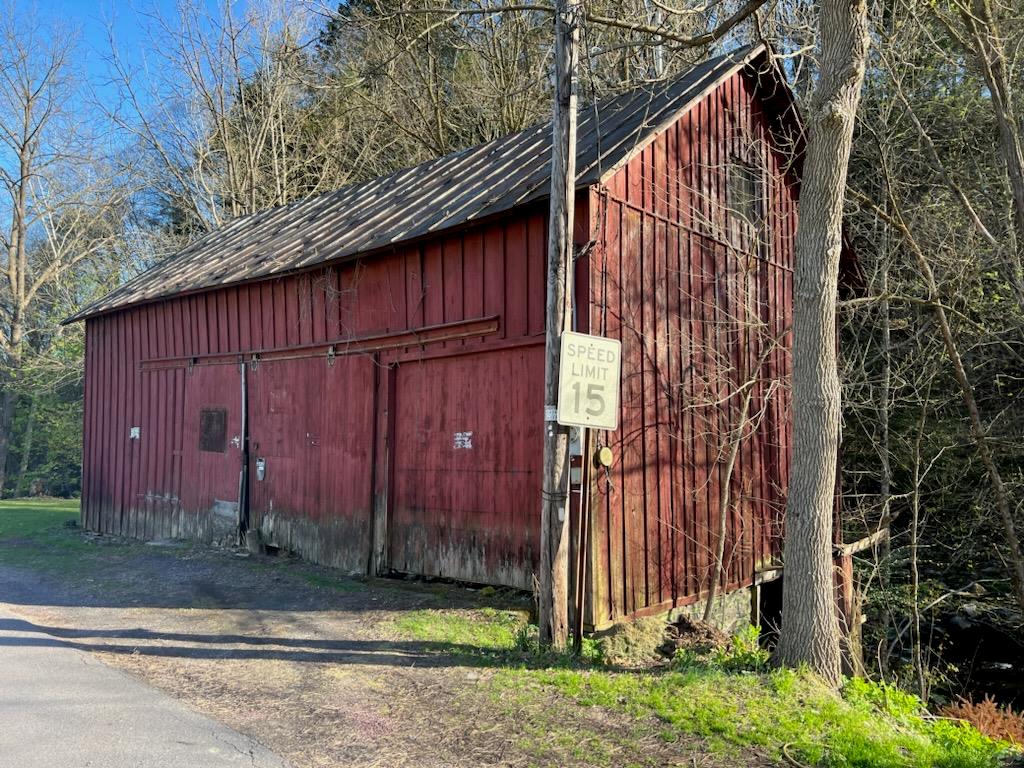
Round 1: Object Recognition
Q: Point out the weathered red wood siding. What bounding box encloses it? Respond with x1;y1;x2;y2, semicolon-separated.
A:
81;203;562;583
81;65;797;622
584;70;797;627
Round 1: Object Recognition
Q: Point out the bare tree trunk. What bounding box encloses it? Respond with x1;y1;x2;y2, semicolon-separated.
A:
874;230;897;675
16;394;36;497
538;0;580;649
877;264;892;543
777;0;869;687
909;389;929;702
0;388;16;498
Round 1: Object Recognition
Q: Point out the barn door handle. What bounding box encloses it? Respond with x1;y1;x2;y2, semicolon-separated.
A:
256;457;266;481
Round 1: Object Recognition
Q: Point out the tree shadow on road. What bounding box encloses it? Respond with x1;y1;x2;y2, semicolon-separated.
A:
0;616;501;667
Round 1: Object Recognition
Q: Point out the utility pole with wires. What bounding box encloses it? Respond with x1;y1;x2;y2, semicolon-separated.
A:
539;0;581;649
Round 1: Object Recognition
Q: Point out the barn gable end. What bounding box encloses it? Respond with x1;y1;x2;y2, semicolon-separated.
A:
581;66;797;628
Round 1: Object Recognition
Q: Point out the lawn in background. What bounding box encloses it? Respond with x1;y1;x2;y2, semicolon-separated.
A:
0;498;79;539
0;497;107;578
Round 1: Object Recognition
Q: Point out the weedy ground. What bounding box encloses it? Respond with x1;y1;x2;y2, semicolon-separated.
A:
0;499;1018;768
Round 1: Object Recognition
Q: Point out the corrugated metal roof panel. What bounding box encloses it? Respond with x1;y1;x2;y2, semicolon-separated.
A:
69;45;763;322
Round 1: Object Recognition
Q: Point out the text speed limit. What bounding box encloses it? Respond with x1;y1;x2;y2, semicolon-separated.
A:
557;331;621;430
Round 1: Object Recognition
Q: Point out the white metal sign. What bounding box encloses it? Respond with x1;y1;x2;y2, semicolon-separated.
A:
557;331;621;430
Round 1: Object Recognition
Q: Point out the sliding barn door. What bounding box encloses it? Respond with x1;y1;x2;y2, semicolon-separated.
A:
387;346;544;589
247;355;376;570
180;363;244;539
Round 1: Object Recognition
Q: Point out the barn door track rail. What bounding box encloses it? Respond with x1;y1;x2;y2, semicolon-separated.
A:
138;316;500;372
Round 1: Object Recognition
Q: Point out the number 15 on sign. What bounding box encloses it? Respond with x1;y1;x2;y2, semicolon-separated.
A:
557;331;622;431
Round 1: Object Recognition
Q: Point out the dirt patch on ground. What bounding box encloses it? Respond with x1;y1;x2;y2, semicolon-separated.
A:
0;535;773;767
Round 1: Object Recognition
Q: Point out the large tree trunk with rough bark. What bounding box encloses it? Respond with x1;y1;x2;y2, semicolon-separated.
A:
776;0;869;688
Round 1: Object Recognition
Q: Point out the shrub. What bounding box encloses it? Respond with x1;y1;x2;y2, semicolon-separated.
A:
712;624;770;672
941;696;1024;746
844;676;928;720
672;623;769;673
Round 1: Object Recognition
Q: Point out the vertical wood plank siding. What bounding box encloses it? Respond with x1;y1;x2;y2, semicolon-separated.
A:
81;206;555;578
586;70;797;627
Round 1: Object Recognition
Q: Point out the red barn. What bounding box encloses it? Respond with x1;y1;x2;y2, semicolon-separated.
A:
69;45;803;630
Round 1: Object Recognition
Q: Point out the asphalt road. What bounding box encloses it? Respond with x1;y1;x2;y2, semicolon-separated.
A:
0;608;289;768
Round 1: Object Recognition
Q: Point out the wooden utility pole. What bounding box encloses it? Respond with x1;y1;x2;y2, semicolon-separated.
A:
539;0;580;649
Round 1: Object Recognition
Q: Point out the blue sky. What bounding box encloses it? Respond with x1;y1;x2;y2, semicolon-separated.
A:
32;0;228;105
39;1;166;71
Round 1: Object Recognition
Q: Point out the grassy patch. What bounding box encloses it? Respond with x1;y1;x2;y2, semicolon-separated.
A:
397;607;1016;767
391;606;528;654
496;666;1015;768
392;604;610;668
0;498;140;582
0;498;89;572
0;498;80;538
491;673;668;768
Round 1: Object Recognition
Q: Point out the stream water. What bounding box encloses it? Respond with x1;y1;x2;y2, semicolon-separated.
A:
936;609;1024;708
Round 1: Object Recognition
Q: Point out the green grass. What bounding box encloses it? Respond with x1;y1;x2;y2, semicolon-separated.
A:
498;664;1014;768
391;606;529;653
394;607;1016;767
0;498;80;538
0;497;87;569
0;498;129;580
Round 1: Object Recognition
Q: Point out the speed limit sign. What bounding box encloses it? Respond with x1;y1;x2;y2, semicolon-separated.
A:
557;331;621;430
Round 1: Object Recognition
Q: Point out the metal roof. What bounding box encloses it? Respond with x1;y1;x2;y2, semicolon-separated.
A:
70;44;766;323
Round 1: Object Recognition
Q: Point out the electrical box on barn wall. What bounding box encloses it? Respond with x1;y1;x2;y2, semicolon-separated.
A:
557;331;621;430
570;428;583;484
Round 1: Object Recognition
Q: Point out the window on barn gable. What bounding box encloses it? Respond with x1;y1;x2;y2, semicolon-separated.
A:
727;157;764;254
199;408;228;453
